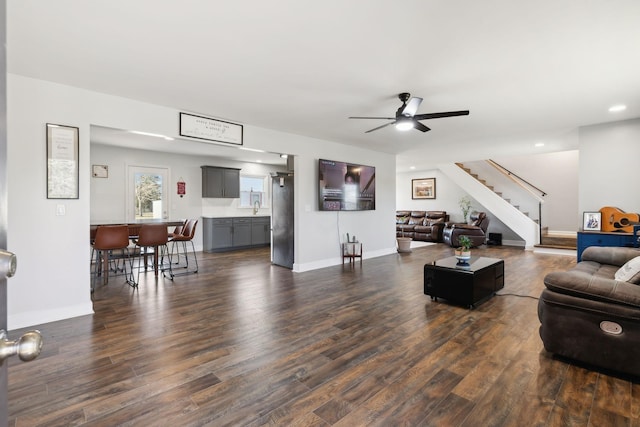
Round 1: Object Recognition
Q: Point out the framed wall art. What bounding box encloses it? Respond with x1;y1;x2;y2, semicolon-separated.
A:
47;123;79;199
412;178;436;199
179;112;243;146
583;211;601;231
92;164;108;178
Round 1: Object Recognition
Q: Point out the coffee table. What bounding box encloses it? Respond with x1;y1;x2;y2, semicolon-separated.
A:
424;256;504;308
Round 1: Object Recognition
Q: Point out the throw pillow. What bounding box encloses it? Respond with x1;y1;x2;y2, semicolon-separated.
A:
615;256;640;284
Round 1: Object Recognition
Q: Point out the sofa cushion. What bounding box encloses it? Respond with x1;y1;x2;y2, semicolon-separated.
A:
425;211;447;219
427;218;444;226
544;270;640;308
582;246;640;267
615;256;640;284
396;216;409;225
408;217;423;225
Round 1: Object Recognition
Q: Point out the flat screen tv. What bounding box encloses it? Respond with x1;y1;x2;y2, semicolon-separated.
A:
318;159;375;211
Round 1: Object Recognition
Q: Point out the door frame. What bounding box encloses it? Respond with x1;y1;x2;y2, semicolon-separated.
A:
125;164;170;221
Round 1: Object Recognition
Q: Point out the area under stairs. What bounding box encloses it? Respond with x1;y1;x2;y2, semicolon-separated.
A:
438;162;540;249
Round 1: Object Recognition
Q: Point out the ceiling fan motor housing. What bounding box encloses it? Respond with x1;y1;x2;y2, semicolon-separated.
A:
398;92;411;103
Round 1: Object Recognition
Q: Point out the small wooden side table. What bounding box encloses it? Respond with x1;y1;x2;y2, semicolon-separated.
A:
342;242;362;265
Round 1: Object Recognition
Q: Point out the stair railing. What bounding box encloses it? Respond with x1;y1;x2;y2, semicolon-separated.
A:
486;159;546;244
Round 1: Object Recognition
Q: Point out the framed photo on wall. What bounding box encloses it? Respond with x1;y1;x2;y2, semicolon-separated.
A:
412;178;436;199
583;211;601;231
47;123;79;199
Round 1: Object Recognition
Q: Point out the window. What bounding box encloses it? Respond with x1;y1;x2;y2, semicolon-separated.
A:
240;175;269;208
126;166;169;220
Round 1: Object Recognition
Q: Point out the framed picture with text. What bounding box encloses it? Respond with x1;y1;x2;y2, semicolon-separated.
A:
47;123;79;199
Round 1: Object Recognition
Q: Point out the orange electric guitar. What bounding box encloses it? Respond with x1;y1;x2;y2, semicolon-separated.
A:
600;206;640;233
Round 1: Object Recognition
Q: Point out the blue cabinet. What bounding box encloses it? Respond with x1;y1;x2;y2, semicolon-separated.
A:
577;227;639;261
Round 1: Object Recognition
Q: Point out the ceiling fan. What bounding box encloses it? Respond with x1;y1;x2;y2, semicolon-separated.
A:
349;92;469;133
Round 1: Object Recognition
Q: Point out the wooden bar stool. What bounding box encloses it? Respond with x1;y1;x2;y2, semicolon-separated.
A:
91;225;135;290
168;219;199;276
132;223;173;284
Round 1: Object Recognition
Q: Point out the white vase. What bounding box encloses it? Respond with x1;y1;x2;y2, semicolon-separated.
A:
396;237;412;253
454;248;471;262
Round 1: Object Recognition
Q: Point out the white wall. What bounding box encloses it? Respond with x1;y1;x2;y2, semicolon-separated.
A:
8;74;396;329
396;168;523;244
579;118;640;219
397;150;580;244
398;122;639;244
491;151;579;233
396;169;468;222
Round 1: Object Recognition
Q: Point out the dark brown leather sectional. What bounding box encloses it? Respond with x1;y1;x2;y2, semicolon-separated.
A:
539;246;640;377
396;210;449;242
442;211;490;247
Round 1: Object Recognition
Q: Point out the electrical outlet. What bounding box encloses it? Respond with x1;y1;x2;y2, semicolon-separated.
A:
56;204;66;216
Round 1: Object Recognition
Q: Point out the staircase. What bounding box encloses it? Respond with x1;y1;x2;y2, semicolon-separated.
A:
539;227;577;248
438;162;540;249
535;226;577;256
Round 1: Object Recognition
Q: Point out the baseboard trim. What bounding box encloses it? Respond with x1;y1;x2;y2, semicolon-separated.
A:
9;302;94;331
533;246;576;257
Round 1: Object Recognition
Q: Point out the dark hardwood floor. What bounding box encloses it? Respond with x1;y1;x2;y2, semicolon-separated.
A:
8;244;640;426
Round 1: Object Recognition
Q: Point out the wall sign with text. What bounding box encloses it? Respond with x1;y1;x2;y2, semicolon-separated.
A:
179;112;243;146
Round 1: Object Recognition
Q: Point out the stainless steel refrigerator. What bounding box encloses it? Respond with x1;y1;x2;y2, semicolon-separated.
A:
271;173;294;269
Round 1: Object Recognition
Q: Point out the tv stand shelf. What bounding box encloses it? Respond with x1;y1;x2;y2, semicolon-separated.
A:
577;225;640;261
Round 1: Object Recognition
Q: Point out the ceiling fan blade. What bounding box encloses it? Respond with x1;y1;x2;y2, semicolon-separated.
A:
413;110;470;120
365;121;396;133
414;121;431;132
349;116;396;120
400;97;423;117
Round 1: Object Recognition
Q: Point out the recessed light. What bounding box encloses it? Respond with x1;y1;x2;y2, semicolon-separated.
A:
238;147;265;153
535;143;544;147
409;166;416;170
256;160;263;163
130;130;173;139
609;104;627;112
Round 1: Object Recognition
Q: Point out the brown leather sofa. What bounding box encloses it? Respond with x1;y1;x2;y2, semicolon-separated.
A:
396;210;449;242
442;211;490;247
539;246;640;377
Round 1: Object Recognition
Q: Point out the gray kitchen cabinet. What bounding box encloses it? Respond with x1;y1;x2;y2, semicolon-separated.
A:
201;166;240;198
232;217;252;247
251;216;271;246
203;217;233;251
203;216;271;252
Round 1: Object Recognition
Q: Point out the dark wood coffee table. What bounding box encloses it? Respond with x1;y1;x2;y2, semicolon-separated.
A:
424;256;504;308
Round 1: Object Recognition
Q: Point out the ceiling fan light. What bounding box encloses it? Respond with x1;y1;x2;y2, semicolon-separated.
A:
395;119;414;131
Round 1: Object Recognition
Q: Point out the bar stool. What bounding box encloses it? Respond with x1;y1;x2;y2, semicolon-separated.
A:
168;219;198;276
133;223;173;284
168;219;186;239
91;225;135;290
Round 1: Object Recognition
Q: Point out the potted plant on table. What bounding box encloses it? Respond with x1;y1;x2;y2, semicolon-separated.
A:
396;215;412;253
454;235;472;263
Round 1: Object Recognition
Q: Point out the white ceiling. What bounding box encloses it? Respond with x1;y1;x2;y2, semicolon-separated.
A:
8;1;640;172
